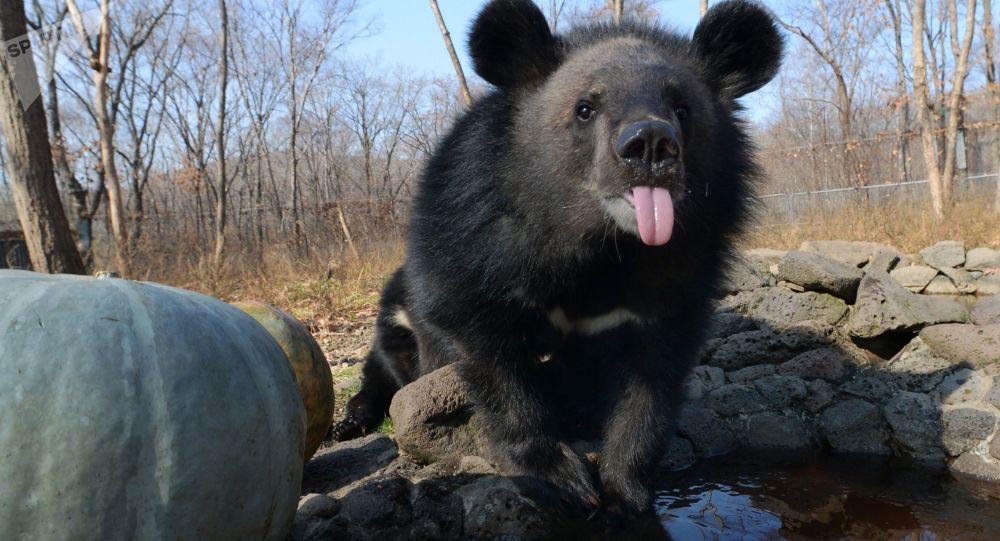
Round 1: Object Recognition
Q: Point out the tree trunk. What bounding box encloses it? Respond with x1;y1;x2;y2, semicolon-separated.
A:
612;0;625;24
429;0;473;109
213;0;229;268
700;0;709;17
885;0;911;183
0;0;85;274
68;0;130;273
986;0;1000;213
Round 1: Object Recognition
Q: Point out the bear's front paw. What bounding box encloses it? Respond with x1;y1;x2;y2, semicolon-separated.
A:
600;476;654;521
508;443;601;517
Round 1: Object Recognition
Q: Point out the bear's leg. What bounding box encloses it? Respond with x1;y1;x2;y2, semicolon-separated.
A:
598;370;679;517
456;337;601;515
328;350;400;441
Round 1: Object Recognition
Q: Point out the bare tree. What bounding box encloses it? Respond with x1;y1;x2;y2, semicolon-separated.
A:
0;0;85;273
612;0;625;23
213;0;229;267
883;0;912;183
429;0;473;109
985;0;1000;213
700;0;709;17
912;0;977;220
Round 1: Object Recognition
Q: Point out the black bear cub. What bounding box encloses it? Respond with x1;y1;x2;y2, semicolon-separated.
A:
332;0;783;517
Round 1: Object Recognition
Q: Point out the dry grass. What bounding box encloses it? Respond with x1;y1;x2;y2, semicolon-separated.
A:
744;197;1000;253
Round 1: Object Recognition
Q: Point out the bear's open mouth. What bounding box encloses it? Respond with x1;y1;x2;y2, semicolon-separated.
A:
614;187;674;246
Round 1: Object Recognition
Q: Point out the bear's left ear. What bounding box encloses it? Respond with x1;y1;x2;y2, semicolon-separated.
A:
469;0;560;89
691;0;784;100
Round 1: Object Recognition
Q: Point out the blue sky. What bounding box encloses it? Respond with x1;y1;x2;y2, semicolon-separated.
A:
343;1;782;122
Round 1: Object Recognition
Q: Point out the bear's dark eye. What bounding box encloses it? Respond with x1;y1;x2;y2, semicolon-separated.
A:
575;103;596;121
674;106;689;120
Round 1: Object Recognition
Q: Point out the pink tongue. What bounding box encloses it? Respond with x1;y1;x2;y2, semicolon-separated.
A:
631;186;674;246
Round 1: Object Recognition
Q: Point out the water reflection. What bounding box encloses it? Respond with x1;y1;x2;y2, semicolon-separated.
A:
655;453;1000;541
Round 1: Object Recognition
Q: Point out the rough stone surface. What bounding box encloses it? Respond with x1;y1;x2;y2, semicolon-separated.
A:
846;269;969;339
456;477;552;540
937;368;991;405
744;248;787;268
819;399;890;455
939;267;978;294
924;275;961;295
724;256;775;293
977;275;1000;295
883;392;945;466
867;247;903;274
727;364;776;384
885;337;956;392
660;437;696;471
720;287;848;330
918;324;1000;368
676;406;737;457
390;365;482;463
950;452;1000;482
941;408;997;456
838;372;898;403
684;365;726;401
972;296;1000;325
920;240;966;269
986;376;1000;409
799;240;886;268
889;265;939;291
302;434;399;495
706;312;758;340
705;384;766;416
804;380;836;413
774;251;864;300
778;347;855;383
966;247;1000;271
708;325;834;370
744;412;816;450
753;375;808;409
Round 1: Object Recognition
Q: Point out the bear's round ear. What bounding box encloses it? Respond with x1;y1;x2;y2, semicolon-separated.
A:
691;0;784;100
469;0;560;89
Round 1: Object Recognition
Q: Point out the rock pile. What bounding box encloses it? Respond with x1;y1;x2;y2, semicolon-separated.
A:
291;240;1000;540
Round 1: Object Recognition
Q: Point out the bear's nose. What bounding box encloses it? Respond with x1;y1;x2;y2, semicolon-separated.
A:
614;120;680;170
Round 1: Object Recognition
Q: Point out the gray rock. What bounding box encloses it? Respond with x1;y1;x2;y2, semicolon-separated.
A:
708;325;835;370
302;434;399;495
745;248;787;268
705;383;766;416
972;296;1000;325
724;256;775;293
937;368;990;405
799;240;887;268
748;288;849;329
920;240;966;269
941;407;997;456
966;247;1000;271
884;337;956;392
745;412;816;450
867;247;903;274
660;437;696;471
684;365;726;401
778;347;856;383
986;376;1000;409
950;452;1000;482
846;269;969;339
804;380;836;413
706;312;758;340
883;392;945;466
457;477;551;540
290;493;345;541
977;275;1000;295
778;280;806;292
753;375;808;409
889;265;939;291
389;365;482;463
924;275;961;295
676;406;737;457
774;251;864;301
940;267;978;294
820;399;891;455
838;372;897;403
918;324;1000;369
727;364;776;384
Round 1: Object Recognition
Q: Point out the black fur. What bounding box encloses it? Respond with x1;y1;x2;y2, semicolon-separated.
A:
332;0;783;518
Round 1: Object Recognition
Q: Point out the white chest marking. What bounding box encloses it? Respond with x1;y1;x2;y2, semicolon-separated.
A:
390;306;413;331
547;306;645;336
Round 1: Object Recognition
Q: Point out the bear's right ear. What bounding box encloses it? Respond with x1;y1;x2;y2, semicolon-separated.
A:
469;0;560;89
691;0;784;100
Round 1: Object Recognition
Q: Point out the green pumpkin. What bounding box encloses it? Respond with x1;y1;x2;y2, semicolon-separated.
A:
233;302;334;461
0;270;305;541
